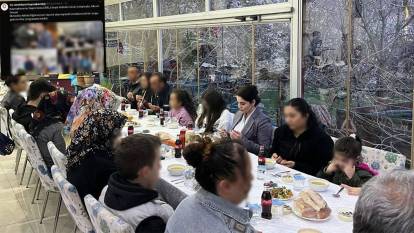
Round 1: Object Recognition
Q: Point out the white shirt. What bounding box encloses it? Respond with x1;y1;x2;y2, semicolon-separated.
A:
233;107;256;133
196;107;234;132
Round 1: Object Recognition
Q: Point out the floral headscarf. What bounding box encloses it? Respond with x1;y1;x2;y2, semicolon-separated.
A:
66;109;127;169
65;84;123;136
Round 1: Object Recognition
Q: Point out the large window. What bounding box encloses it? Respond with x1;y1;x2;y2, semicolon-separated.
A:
303;0;413;160
105;4;120;22
122;0;153;20
159;0;204;16
211;0;287;10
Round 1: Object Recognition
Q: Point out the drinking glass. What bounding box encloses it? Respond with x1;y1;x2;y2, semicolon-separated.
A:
184;167;195;188
125;104;131;111
293;174;306;190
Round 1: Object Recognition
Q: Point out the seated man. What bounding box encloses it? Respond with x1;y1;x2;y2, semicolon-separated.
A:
353;170;414;233
147;72;171;112
100;134;186;233
13;79;55;131
123;66;141;109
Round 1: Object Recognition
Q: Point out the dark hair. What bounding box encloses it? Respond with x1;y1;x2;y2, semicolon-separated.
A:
171;89;197;121
2;76;21;87
183;140;249;194
114;134;161;180
236;85;261;106
334;135;363;161
27;79;56;101
140;72;152;83
151;72;166;84
285;98;319;128
197;89;227;133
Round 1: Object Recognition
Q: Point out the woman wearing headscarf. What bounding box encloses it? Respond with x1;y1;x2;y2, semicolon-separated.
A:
66;109;127;199
65;84;124;137
31;90;74;171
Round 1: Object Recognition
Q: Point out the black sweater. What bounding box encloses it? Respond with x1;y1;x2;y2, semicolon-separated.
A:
271;124;334;176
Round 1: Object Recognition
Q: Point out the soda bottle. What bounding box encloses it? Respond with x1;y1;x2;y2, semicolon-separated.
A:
257;145;266;180
175;136;182;158
127;125;134;135
179;129;186;148
261;186;272;220
160;108;165;126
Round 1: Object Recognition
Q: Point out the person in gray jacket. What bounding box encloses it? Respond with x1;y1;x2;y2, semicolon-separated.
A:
224;85;273;155
166;140;258;233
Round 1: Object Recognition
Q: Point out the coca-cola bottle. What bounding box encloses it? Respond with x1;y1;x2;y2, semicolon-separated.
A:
175;136;182;158
257;145;266;180
160;108;165;126
261;186;272;220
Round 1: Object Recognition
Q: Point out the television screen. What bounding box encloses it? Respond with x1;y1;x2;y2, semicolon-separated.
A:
0;0;105;77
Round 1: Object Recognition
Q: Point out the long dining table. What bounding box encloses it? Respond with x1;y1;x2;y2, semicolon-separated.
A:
121;111;358;233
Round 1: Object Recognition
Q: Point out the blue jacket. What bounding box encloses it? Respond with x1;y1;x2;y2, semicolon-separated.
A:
166;188;258;233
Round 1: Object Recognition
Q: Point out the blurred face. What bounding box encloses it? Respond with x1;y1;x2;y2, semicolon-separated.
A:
11;77;28;93
150;76;162;93
217;152;253;205
333;152;354;170
127;68;139;82
283;106;308;131
140;76;149;89
139;147;161;189
169;93;181;109
236;96;255;114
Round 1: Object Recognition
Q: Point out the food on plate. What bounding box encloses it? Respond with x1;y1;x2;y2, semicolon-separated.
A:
281;174;293;183
293;189;331;220
297;228;322;233
265;158;276;170
167;123;179;129
156;132;174;141
121;112;134;121
264;181;278;188
271;187;293;200
167;164;185;176
338;210;353;222
308;178;329;192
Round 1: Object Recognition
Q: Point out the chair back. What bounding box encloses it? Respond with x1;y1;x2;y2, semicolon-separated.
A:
361;146;406;173
15;127;57;192
48;141;67;177
51;166;95;233
84;195;134;233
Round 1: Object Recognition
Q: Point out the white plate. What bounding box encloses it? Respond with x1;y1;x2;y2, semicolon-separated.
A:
292;206;331;222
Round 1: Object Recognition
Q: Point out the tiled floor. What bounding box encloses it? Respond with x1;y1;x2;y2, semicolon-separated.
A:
0;151;75;233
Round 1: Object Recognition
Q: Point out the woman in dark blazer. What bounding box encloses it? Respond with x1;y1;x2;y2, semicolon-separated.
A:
271;98;334;176
226;85;273;155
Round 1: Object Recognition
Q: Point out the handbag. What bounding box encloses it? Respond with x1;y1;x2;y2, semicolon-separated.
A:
0;113;15;155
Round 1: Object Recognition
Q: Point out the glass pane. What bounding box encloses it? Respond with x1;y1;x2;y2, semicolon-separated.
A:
121;0;153;20
212;0;287;10
105;4;120;22
303;0;348;137
255;22;290;125
350;0;413;158
106;30;158;94
159;0;204;16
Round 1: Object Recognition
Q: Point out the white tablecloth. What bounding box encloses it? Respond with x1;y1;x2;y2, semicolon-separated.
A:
121;113;358;233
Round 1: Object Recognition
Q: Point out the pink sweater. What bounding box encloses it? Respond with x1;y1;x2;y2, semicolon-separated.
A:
170;107;194;128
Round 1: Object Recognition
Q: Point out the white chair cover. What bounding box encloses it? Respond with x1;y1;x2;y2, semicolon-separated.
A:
84;195;134;233
51;166;95;233
48;141;67;177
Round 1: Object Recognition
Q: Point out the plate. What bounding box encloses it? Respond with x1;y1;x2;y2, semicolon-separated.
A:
297;228;322;233
292;206;331;222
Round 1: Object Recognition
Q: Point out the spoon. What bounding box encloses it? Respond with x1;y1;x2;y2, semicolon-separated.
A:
333;187;345;198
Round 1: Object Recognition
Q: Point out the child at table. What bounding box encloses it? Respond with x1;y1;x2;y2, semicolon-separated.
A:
317;135;377;187
99;134;187;233
169;89;197;128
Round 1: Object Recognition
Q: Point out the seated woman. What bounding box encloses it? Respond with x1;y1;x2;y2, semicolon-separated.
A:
271;98;334;176
135;72;152;109
66;109;127;199
65;84;124;137
317;135;377;187
166;140;256;233
226;85;273;154
169;89;197;128
31;90;73;171
1;75;28;111
196;89;233;133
